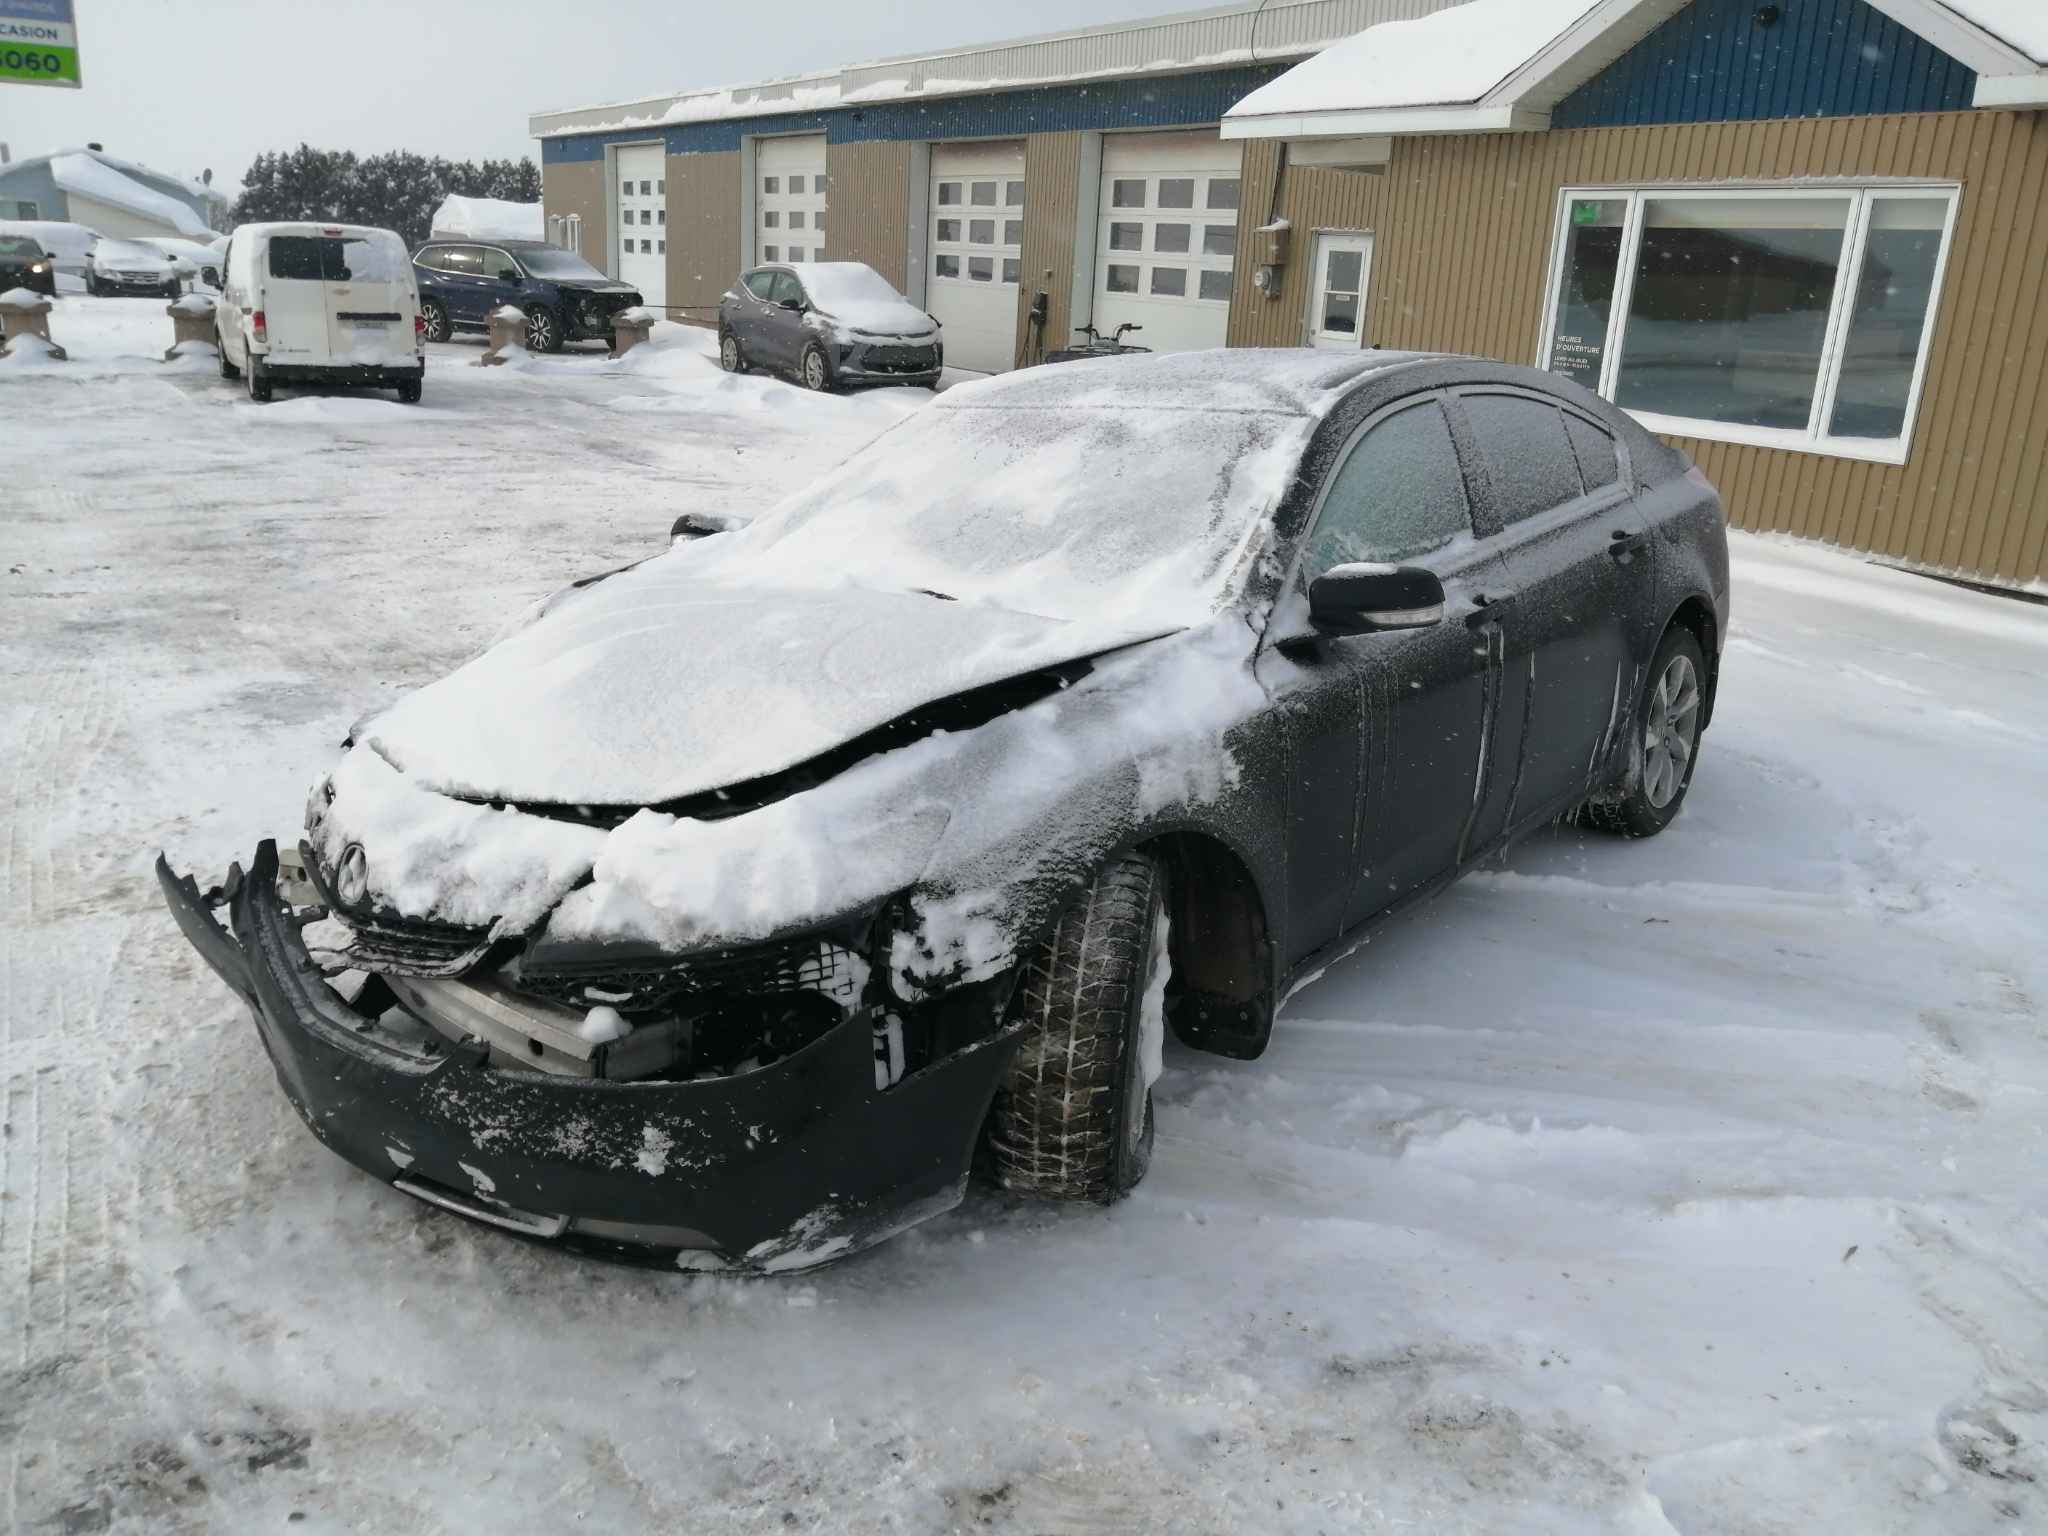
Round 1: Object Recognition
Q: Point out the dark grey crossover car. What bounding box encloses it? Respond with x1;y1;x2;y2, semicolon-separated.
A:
160;349;1727;1272
718;261;942;390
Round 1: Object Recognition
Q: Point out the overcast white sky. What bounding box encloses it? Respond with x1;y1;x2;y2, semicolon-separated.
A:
1;0;1196;193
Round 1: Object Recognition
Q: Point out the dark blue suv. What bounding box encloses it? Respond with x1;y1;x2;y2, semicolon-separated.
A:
411;240;641;352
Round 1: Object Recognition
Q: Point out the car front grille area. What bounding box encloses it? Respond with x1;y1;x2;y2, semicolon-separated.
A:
333;911;495;977
859;344;938;374
509;937;868;1017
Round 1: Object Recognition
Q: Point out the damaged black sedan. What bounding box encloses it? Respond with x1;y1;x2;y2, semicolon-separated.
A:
161;349;1728;1271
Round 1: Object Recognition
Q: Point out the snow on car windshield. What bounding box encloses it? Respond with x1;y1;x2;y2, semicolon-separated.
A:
95;239;162;264
718;395;1310;627
796;262;928;331
514;245;605;281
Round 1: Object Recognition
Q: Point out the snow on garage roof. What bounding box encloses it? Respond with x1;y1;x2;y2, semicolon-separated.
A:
48;152;211;236
1224;0;2048;140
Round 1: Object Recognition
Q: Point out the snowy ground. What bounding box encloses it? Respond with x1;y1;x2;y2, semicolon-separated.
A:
3;297;2044;1534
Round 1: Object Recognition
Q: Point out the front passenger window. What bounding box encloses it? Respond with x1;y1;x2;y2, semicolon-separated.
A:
771;272;805;307
1306;401;1471;578
743;271;776;299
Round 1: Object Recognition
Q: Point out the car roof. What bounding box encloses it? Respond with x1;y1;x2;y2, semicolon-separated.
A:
934;347;1458;418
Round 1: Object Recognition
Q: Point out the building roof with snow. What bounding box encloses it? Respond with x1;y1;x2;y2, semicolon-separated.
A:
1221;0;2048;141
0;147;227;239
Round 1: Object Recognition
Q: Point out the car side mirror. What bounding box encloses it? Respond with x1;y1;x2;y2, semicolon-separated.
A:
778;297;803;312
1307;563;1446;635
671;511;741;540
497;268;520;282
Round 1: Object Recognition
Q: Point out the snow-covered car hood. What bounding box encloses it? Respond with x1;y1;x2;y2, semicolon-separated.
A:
359;565;1173;807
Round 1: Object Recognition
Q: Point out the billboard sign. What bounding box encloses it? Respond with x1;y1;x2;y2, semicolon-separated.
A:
1;0;80;88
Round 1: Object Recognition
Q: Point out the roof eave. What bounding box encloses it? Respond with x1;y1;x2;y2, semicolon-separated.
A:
1221;103;1546;140
1973;72;2048;109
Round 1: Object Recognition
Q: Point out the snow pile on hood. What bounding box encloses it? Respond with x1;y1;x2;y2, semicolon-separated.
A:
50;152;212;236
430;195;545;243
796;263;934;337
92;238;176;273
0;220;95;271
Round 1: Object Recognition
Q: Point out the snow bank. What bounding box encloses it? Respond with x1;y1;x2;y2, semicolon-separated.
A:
0;333;64;367
50;152;211;236
168;293;216;317
1227;0;1600;117
431;195;545;243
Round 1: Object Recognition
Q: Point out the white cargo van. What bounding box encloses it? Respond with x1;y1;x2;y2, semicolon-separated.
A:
217;222;425;403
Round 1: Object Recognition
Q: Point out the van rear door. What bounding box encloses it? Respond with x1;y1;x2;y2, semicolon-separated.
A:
260;233;337;363
265;230;417;367
320;230;415;368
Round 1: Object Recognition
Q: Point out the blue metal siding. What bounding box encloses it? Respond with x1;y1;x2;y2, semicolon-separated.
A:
0;162;63;221
541;64;1287;163
1553;0;1977;129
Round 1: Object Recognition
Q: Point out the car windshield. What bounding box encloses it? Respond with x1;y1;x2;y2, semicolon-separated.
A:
511;245;605;280
0;236;41;260
725;398;1311;628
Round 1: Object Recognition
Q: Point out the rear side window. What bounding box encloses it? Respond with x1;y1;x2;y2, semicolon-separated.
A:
266;234;407;283
1461;394;1584;524
1307;400;1471;576
1565;413;1621;492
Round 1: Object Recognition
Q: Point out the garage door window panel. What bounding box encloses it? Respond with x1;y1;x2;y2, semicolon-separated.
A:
1541;185;1959;462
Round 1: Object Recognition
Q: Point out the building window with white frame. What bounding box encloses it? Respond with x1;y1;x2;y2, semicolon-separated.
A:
1540;184;1958;463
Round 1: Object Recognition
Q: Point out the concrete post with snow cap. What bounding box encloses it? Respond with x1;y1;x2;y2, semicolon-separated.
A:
610;305;656;359
164;291;216;361
480;304;528;367
0;287;64;361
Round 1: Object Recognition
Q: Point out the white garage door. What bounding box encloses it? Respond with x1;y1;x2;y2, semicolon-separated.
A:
929;143;1025;374
615;143;666;309
1094;132;1242;354
757;135;828;266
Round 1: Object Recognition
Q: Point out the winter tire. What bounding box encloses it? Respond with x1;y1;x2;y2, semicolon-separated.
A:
245;352;272;404
395;376;422;404
525;306;561;353
987;852;1167;1204
719;330;744;373
1584;625;1706;838
217;339;240;380
799;342;832;392
421;300;449;344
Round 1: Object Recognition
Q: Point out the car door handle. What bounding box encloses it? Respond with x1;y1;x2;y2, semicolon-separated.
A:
1609;530;1647;560
1465;594;1512;628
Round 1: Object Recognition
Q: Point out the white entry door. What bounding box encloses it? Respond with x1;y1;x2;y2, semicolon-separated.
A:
615;143;666;309
757;135;828;266
1093;131;1242;354
1307;232;1374;349
928;143;1025;373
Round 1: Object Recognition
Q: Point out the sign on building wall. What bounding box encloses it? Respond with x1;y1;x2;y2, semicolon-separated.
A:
1;0;80;88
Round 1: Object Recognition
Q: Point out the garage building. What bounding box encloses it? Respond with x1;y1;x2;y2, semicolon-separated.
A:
533;0;2047;590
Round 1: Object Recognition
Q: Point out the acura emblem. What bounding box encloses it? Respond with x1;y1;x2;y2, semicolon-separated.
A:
336;844;369;907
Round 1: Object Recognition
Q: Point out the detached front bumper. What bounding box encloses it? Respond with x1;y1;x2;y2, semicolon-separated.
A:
157;841;1018;1271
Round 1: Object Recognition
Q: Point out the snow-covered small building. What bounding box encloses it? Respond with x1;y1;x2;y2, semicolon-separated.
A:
428;194;545;244
0;146;226;240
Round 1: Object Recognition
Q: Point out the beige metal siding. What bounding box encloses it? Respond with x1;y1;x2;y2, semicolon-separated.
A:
1235;109;2048;586
826;141;913;291
1224;143;1391;346
1017;133;1087;361
541;160;607;272
664;151;742;326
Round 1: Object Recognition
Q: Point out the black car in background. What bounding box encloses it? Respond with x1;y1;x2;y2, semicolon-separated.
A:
719;261;942;390
160;349;1728;1272
0;233;58;297
411;240;641;352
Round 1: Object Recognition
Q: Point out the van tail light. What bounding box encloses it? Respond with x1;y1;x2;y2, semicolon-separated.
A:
251;310;267;343
415;313;426;339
